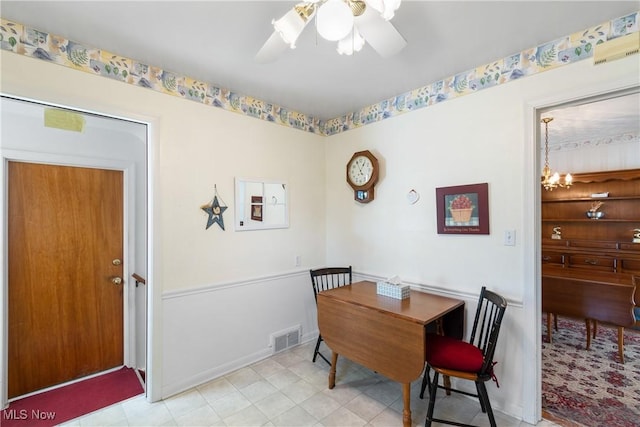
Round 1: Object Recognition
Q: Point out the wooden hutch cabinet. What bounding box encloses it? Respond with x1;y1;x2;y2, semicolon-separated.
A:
541;169;640;359
541;168;640;277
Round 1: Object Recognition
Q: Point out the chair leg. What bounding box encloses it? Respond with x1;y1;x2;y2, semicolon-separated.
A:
312;335;322;362
475;382;487;413
477;381;497;427
585;319;592;350
313;335;331;366
419;365;431;399
425;371;439;427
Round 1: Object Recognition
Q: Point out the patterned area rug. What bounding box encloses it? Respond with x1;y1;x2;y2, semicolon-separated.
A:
542;316;640;427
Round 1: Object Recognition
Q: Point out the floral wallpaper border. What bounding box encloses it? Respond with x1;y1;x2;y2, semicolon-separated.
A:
1;12;638;137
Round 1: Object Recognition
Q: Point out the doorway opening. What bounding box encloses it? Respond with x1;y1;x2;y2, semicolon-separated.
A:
535;88;640;424
1;96;150;410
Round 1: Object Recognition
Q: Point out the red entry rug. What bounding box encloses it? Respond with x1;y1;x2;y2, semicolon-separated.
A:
1;367;143;427
542;316;640;427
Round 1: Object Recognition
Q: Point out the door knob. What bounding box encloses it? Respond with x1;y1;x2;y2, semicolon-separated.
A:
112;259;122;266
111;277;123;285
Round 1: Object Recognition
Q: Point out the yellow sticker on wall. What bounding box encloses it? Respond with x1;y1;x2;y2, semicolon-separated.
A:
44;108;86;132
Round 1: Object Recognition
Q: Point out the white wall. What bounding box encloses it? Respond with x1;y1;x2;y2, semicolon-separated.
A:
324;55;639;421
0;51;327;402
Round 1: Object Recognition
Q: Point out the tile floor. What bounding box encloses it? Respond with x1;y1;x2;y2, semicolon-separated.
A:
62;342;560;427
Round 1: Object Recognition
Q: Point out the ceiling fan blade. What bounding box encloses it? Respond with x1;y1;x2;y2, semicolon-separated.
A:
355;6;406;58
255;31;289;64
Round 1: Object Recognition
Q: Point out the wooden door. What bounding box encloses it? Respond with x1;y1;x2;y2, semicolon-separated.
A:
8;161;124;398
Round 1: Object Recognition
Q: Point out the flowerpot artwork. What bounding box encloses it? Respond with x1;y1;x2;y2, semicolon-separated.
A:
450;207;474;223
449;195;474;223
436;183;489;235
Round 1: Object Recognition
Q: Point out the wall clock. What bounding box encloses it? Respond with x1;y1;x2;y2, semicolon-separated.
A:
346;150;379;203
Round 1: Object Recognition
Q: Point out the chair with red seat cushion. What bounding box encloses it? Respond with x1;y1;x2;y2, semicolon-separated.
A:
419;286;507;427
309;266;352;366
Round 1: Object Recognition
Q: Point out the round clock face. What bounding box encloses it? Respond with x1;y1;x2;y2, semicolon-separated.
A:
348;155;374;186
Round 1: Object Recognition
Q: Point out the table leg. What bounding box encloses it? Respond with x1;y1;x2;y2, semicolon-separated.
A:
402;382;411;427
618;326;625;363
328;351;338;389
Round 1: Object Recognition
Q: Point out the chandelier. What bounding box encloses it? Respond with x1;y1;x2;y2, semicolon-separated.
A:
541;117;572;191
257;0;406;62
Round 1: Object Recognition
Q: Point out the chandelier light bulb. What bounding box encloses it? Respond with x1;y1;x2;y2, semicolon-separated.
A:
317;0;355;41
565;173;573;186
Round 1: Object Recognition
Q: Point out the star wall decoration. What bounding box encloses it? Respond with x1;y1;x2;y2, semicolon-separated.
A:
201;186;228;230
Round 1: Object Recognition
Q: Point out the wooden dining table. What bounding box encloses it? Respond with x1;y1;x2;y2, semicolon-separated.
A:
317;281;465;427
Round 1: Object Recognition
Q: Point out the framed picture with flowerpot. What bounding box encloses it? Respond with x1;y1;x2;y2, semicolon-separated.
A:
436;183;489;235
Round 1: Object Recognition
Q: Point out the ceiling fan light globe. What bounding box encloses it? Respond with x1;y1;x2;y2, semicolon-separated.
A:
272;10;306;48
337;27;365;55
365;0;401;20
365;0;384;13
317;0;355;41
384;0;402;17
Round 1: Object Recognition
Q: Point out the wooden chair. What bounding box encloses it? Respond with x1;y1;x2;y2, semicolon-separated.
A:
420;286;508;427
587;318;630;363
309;266;352;365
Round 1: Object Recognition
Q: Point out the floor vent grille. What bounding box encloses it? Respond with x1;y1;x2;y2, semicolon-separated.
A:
271;326;301;354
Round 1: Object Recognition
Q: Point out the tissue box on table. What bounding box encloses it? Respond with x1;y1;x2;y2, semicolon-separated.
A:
376;276;410;300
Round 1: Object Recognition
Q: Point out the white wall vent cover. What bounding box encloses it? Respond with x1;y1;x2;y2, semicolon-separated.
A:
270;325;301;354
594;32;640;65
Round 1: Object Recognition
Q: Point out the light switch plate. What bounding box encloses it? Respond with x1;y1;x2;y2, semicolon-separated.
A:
504;230;516;246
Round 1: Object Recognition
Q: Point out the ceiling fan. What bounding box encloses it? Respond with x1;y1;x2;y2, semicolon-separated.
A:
256;0;407;63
